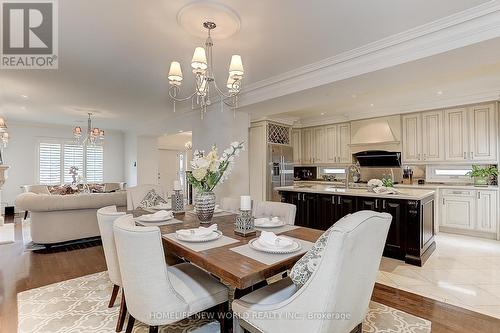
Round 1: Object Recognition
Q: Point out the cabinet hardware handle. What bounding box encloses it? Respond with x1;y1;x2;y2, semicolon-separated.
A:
332;196;335;205
338;196;341;204
418;153;421;160
382;200;386;210
463;152;467;159
442;198;445;205
423;154;426;160
375;199;378;209
478;192;481;199
471;152;474;159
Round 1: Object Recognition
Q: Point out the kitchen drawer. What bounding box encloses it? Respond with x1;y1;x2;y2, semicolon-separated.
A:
441;189;475;196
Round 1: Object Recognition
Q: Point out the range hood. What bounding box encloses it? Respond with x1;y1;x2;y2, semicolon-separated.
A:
354;150;401;167
349;115;402;153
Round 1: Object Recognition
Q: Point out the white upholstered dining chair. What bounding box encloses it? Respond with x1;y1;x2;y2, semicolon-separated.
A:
113;214;229;333
96;206;127;332
126;184;165;210
232;211;392;333
252;201;297;225
219;197;241;213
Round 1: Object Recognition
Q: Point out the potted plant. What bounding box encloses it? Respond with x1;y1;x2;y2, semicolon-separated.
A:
187;141;244;222
467;165;498;187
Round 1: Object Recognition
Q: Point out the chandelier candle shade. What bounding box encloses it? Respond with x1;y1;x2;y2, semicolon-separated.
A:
168;21;244;118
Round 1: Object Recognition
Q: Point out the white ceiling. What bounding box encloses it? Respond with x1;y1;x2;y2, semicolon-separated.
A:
158;131;192;150
244;37;500;124
0;0;493;131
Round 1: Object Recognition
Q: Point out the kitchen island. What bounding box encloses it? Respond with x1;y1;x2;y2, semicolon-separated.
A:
277;185;436;266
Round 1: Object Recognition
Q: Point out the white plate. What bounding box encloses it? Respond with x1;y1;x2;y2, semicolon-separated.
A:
254;220;286;228
175;230;222;243
136;214;174;223
249;238;302;254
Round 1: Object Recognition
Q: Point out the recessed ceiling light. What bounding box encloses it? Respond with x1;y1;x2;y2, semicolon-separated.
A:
351;94;357;98
437;91;443;95
320;112;326;116
370;103;374;107
20;94;28;99
178;130;183;133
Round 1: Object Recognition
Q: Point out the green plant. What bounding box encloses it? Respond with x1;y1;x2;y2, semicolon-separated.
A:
466;165;498;179
381;177;394;187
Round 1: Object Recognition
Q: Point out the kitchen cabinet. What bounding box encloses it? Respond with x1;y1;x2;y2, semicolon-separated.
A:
402;111;443;163
441;189;476;230
444;108;469;161
469;104;497;161
291;129;302;164
313;127;326;163
476;190;498;233
280;190;435;266
324;123;351;164
325;125;338;163
301;128;314;164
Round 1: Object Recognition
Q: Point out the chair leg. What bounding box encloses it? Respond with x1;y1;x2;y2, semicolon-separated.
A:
217;301;229;333
350;323;362;333
125;315;135;333
116;291;127;332
109;284;120;308
149;326;158;333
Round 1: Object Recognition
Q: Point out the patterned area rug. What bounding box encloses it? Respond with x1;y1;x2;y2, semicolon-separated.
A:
18;272;431;333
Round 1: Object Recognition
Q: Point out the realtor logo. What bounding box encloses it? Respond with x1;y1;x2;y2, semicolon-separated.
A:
1;0;58;69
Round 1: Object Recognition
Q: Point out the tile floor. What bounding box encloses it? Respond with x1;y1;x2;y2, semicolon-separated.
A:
376;232;500;319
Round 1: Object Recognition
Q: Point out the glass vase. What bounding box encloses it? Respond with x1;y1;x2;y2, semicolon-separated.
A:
195;191;216;223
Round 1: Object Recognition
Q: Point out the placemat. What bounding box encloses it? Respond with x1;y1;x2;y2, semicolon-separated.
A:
255;224;300;234
163;233;240;252
135;218;183;227
230;237;314;265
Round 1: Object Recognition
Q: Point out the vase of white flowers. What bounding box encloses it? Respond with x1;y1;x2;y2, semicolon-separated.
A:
188;141;244;222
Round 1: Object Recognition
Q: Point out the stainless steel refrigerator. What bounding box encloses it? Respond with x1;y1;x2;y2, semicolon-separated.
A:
267;144;294;202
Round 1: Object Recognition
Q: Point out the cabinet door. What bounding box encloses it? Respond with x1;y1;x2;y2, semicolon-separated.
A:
337;123;351;163
381;200;404;257
469;104;497;161
476;190;498;233
444;108;468;161
313;127;326;163
336;196;357;219
301;129;313;164
421;111;444;161
325;125;338;163
291;129;302;164
357;197;379;211
441;195;475;230
402;114;421;162
316;195;336;230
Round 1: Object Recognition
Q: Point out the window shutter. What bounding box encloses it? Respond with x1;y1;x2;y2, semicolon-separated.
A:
63;144;84;183
86;145;104;183
39;142;61;185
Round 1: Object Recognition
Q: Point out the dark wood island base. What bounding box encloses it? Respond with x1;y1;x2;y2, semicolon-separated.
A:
279;190;436;266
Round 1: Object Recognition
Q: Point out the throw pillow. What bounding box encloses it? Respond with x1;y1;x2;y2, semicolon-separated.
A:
139;189;167;208
289;225;334;289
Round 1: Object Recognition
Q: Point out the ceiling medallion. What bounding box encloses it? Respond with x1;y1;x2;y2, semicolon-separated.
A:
167;21;244;119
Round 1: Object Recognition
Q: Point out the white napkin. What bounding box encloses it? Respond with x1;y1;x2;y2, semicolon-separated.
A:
176;224;218;238
141;210;173;221
255;217;281;226
258;231;293;249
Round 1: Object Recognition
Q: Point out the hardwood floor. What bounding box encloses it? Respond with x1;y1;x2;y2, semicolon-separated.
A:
2;216;500;333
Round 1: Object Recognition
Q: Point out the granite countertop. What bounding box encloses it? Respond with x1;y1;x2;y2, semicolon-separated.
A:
276;185;435;200
293;181;498;191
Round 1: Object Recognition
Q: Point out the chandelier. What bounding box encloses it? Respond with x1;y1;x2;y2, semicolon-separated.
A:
73;113;104;146
167;21;244;118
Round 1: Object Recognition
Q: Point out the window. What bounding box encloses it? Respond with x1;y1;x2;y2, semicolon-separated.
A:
86;145;104;183
426;165;472;183
39;142;61;185
38;140;104;185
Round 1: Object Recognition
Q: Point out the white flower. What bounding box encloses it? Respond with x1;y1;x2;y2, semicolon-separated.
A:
192;168;208;181
209;160;220;172
191;157;210;170
230;141;240;148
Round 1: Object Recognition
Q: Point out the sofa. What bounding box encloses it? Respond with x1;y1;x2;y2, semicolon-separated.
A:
15;190;127;245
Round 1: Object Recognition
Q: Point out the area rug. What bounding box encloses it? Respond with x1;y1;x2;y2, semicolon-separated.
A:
18;272;431;333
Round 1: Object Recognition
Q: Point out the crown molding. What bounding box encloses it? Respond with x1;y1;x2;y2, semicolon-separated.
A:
239;1;500;108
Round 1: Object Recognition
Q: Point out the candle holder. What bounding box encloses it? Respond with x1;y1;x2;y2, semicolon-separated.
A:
234;209;256;237
171;190;184;212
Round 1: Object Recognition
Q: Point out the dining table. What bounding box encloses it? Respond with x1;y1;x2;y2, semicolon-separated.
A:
130;209;323;292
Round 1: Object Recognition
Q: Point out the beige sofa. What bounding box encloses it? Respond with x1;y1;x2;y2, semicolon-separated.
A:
15;191;127;246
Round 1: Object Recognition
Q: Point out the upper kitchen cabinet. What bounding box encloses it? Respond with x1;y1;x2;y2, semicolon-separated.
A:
301;128;314;164
291;129;302;164
313;127;327;163
469;104;497;161
444;104;497;162
325;125;338;163
402;111;443;163
325;123;351;164
444;107;469;161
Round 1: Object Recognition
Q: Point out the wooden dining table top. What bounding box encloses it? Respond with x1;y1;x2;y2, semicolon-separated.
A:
131;209;323;290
